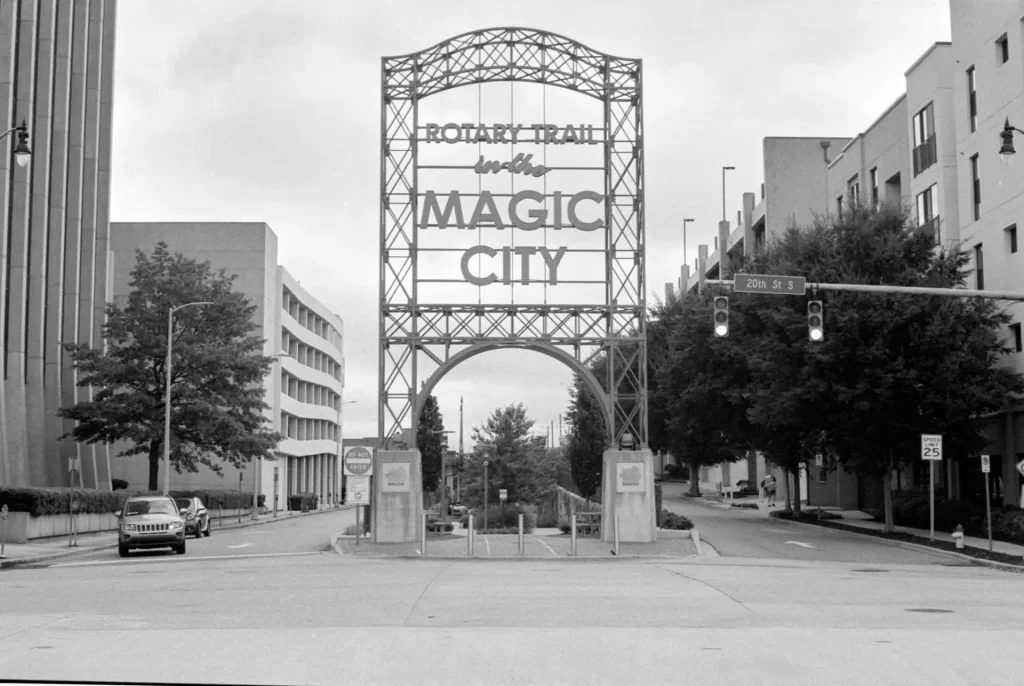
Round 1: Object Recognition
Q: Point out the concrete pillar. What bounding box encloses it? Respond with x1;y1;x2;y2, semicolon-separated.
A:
44;0;74;488
601;450;656;542
718;220;730;279
4;1;39;485
742;192;755;256
372;449;422;543
25;0;57;483
0;1;17;486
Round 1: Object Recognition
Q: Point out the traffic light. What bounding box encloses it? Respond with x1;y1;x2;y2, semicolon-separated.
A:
807;300;824;341
713;296;729;337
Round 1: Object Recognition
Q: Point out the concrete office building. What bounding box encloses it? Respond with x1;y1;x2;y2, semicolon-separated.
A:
675;0;1024;510
109;223;346;511
0;0;118;490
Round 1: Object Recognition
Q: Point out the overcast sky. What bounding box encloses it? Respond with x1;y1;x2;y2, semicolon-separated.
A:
111;0;952;449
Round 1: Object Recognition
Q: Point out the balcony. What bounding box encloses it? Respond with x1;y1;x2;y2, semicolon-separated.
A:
912;136;936;176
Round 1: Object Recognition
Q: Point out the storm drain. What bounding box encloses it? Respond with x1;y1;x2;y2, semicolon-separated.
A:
852;569;889;573
905;608;954;613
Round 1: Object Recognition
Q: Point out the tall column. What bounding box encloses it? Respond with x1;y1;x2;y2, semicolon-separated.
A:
4;1;39;485
0;1;19;486
60;0;90;488
25;0;57;484
77;0;104;489
44;0;74;487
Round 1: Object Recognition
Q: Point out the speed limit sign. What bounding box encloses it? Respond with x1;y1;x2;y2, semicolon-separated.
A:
981;455;990;473
921;434;942;461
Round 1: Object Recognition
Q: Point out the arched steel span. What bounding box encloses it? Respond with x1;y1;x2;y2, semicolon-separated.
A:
379;27;647;451
413;341;614;446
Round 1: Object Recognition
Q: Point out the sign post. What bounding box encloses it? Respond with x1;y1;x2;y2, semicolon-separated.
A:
68;456;79;548
921;434;943;542
344;447;374;545
1;503;8;559
981;455;992;552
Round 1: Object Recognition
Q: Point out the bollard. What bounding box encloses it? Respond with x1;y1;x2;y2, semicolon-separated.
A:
571;513;577;557
614;515;620;556
421;513;428;555
468;514;475;556
518;514;524;556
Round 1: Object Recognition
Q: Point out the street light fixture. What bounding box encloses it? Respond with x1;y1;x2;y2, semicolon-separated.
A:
1000;118;1024;169
1;120;31;167
162;301;213;496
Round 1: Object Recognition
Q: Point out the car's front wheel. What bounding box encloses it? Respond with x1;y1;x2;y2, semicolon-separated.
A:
118;544;129;558
194;522;202;539
175;540;186;555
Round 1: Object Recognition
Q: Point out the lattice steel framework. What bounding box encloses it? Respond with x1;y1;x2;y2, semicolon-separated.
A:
379;27;646;449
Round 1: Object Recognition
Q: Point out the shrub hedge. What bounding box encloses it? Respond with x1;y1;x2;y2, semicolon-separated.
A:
881;488;1024;545
0;486;265;517
660;510;693;530
460;503;536;532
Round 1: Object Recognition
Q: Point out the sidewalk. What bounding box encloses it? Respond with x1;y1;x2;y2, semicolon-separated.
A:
702;493;1024;559
0;506;346;569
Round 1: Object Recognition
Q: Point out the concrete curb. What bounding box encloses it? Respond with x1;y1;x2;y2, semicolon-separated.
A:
784;517;1024;575
0;507;346;570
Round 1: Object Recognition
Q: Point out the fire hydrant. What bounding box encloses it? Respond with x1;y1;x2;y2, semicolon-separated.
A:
952;524;965;549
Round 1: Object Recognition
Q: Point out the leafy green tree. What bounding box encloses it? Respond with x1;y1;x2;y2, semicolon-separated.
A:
417;394;446;493
59;243;282;491
461;403;556;507
564;373;606;499
649;293;751;496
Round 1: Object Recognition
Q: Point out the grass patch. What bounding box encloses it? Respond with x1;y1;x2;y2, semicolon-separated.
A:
796;517;1024;567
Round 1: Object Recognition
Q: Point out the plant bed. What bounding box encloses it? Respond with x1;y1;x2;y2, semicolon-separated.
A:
731;502;759;510
660;510;693;530
769;508;842;520
794;517;1024;567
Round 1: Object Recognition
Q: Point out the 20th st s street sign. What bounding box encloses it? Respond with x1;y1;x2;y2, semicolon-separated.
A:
733;273;806;296
344;447;374;477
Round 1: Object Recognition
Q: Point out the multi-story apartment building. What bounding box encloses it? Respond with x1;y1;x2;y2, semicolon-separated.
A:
678;0;1024;510
0;0;119;490
109;223;346;511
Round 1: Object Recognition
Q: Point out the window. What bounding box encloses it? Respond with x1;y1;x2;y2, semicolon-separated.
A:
997;33;1009;64
913;103;937;175
1008;224;1018;253
971;154;981;220
967;66;977;133
1011;323;1023;353
848;175;860;205
974;243;985;290
836;196;843;216
916;184;938;241
870;167;879;208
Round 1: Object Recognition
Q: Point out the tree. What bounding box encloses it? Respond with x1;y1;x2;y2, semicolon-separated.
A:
461;403;557;507
417;394;446;493
59;243;282;491
564;373;605;499
734;204;1024;527
649;293;751;496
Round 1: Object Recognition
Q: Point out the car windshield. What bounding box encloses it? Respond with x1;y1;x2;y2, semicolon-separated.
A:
175;499;192;511
124;500;178;516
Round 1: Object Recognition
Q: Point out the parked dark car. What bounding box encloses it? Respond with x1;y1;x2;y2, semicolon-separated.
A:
118;496;186;557
175;497;210;538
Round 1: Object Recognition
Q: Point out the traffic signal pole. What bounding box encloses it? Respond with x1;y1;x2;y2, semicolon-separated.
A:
705;279;1024;303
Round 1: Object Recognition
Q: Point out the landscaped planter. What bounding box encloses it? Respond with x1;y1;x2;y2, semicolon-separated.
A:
1;511;120;544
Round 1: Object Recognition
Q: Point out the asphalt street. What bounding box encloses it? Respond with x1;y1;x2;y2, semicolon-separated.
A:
3;507;1022;685
660;482;964;565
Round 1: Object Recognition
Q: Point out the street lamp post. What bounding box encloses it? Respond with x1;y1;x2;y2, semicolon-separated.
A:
683;217;694;272
162;301;213;496
1;120;31;167
722;166;735;223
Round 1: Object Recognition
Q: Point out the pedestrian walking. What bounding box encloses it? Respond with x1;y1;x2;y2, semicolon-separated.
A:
765;474;777;507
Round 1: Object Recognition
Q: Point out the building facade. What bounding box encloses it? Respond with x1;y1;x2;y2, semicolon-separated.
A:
109;222;346;511
0;0;118;490
678;0;1024;510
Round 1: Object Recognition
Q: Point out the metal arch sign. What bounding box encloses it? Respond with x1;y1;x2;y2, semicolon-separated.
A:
378;28;647;452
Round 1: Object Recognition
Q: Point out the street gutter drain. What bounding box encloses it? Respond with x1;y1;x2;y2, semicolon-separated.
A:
905;608;954;613
852;569;889;573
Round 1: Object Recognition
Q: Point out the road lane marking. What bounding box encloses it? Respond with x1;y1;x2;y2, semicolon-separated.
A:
227;543;253;549
50;551;322;567
532;537;558;557
785;541;816;549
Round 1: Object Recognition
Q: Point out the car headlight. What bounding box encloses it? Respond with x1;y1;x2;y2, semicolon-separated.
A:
186;512;196;520
169;520;183;530
121;523;136;531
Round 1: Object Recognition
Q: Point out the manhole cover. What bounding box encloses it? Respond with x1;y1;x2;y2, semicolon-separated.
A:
852;569;889;573
906;608;954;613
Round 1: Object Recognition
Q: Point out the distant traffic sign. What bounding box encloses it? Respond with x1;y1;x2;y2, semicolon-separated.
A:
499;489;508;501
981;455;990;473
344;447;374;476
347;476;370;504
733;273;806;296
921;434;943;461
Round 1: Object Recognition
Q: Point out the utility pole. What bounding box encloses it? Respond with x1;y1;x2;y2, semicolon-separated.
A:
459;396;464;457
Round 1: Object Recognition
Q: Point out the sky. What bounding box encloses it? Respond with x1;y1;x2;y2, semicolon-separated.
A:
111;0;952;450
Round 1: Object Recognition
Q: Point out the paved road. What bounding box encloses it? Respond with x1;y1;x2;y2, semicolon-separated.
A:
2;535;1021;685
43;509;348;568
661;482;962;566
